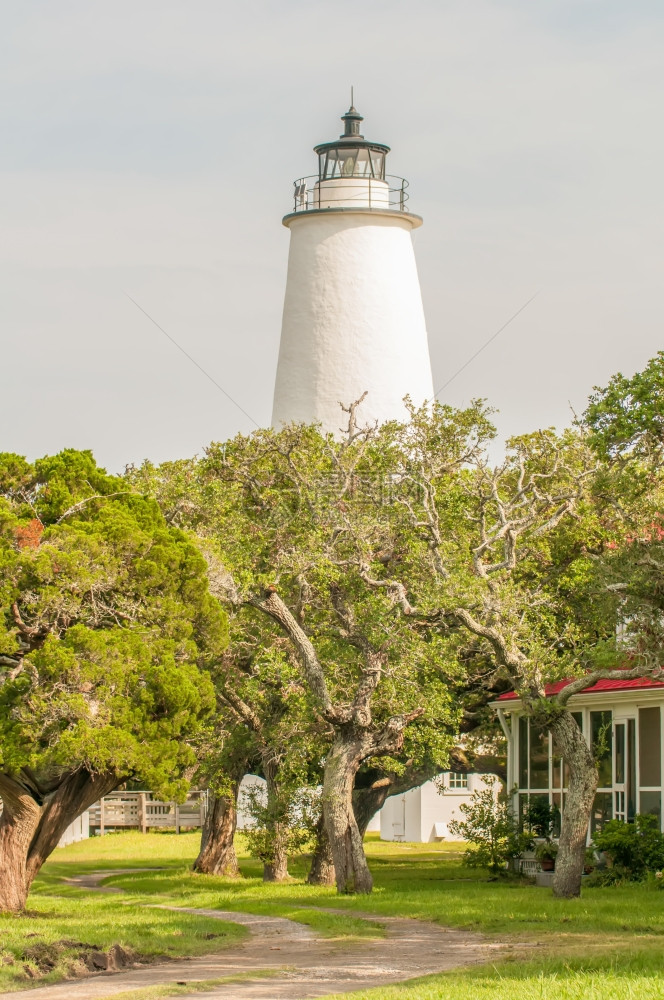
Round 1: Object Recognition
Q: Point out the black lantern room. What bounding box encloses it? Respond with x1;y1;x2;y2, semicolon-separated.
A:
314;105;390;182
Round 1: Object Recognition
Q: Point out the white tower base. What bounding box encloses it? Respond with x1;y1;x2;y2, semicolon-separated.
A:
272;208;434;435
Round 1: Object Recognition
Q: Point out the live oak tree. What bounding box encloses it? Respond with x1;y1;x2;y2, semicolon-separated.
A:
191;722;255;879
0;450;222;912
133;413;461;894
354;404;664;898
131;394;660;899
204;619;324;883
130;461;332;884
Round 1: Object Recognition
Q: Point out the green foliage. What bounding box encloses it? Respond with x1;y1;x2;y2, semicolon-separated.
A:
243;785;319;867
0;449;225;797
591;815;664;880
131;409;479;796
584;351;664;461
448;779;532;874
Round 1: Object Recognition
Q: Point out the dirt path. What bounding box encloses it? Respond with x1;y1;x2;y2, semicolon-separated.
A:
2;870;505;1000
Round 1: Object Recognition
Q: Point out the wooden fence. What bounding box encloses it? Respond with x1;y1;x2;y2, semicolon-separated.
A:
88;790;207;834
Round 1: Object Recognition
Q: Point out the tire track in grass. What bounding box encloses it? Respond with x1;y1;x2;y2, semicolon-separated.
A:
1;869;503;999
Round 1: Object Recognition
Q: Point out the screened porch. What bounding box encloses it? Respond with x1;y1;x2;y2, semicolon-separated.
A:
505;702;663;836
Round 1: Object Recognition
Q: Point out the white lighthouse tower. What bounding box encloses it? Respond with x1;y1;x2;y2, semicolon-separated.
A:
271;102;434;434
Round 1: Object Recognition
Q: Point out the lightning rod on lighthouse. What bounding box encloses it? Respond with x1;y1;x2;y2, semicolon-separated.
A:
272;102;435;434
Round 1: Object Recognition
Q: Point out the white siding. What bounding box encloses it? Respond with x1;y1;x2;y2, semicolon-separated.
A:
379;774;499;843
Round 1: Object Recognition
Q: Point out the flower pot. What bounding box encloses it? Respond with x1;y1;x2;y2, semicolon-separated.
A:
540;858;555;871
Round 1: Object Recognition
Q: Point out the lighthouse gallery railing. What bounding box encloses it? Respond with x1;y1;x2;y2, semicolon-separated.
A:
291;175;410;214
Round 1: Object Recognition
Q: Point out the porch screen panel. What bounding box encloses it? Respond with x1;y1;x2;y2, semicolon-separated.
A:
519;716;528;788
639;707;661;787
615;723;625;784
628;718;637;820
590;792;612;834
640;791;661;822
530;725;549;789
551;748;562;789
591;711;613;788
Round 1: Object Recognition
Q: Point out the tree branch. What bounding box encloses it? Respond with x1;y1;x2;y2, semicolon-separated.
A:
56;492;134;523
248;589;335;719
555;664;664;706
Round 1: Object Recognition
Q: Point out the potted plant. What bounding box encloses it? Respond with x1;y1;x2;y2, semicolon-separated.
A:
535;841;558;871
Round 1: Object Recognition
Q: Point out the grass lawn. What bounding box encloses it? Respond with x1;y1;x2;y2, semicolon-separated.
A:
3;831;664;997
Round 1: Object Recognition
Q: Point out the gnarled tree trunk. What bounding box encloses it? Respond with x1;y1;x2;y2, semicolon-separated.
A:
0;768;118;913
262;760;289;882
193;775;243;877
323;734;373;894
0;785;42;912
307;814;335;886
550;710;598;899
247;588;420;896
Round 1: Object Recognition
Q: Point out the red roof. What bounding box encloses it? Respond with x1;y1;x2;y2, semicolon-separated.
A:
497;676;664;702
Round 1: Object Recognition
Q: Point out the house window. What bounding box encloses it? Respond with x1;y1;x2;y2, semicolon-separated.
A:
516;713;584;831
448;772;468;789
514;705;664;837
520;716;587;792
640;791;662;822
519;716;529;788
518;717;551;789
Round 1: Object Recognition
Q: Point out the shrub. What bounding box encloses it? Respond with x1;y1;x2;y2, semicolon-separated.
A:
585;865;632;887
243;784;319;868
591;814;664;880
449;778;532;875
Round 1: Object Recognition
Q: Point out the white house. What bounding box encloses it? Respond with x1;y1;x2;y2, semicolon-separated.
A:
379;773;498;843
492;676;664;837
235;772;493;842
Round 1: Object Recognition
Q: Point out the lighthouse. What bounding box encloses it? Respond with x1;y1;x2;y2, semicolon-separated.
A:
271;102;434;434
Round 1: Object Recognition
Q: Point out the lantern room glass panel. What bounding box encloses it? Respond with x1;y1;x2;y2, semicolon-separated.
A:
370;150;386;179
319;146;386;181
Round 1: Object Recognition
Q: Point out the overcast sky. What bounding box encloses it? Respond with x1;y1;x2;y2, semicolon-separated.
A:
2;0;663;472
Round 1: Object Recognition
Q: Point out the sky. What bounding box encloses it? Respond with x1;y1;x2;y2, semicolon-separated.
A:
2;0;663;473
